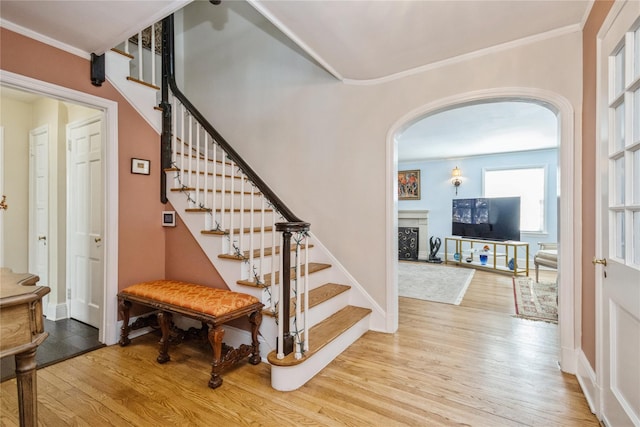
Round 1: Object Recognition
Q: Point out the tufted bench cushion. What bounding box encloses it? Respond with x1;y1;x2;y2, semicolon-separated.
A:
120;280;260;318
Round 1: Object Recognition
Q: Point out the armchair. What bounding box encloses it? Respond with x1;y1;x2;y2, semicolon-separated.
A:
534;242;557;282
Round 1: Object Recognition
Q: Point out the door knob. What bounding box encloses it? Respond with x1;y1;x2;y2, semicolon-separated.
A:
0;195;7;210
95;237;102;243
38;235;47;241
592;257;607;267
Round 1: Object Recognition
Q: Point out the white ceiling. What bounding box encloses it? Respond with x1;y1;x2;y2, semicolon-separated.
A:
396;101;558;162
0;0;587;160
250;0;591;82
0;0;190;57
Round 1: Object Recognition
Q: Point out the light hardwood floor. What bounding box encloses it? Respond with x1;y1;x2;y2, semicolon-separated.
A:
0;267;599;426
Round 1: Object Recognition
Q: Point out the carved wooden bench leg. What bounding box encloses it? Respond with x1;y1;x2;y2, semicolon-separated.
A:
157;311;172;364
207;324;225;389
118;299;132;346
248;310;262;365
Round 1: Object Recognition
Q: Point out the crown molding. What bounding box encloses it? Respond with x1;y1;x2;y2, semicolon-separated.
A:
0;19;90;59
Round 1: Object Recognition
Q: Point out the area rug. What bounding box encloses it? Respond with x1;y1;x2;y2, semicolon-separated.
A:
398;262;474;305
512;277;558;323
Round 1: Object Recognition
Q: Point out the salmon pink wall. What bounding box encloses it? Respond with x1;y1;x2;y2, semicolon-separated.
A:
1;28;225;290
164;202;225;288
0;28;165;288
581;0;614;369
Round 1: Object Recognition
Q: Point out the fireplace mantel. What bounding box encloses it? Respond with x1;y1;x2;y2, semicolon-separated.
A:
398;210;429;260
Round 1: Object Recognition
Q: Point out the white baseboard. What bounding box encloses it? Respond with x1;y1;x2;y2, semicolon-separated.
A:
576;349;599;416
45;302;68;321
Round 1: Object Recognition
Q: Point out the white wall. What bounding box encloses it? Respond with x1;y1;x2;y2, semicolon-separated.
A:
178;1;582;309
399;149;559;260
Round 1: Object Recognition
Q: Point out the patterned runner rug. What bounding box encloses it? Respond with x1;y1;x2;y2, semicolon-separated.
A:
398;262;474;305
512;276;558;323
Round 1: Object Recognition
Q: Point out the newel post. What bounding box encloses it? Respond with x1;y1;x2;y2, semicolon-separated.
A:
275;221;310;356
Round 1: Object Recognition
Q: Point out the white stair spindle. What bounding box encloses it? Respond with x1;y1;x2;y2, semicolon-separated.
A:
304;234;309;352
180;104;185;177
277;231;284;360
239;172;245;260
137;31;143;81
259;197;265;283
295;241;302;360
203;133;209;211
187;115;193;191
195;124;201;207
212;142;218;229
171;96;177;167
249;184;255;282
220;150;226;231
150;24;156;87
228;160;235;255
270;210;277;312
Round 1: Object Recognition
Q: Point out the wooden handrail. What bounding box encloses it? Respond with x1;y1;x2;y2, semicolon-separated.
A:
159;15;302;224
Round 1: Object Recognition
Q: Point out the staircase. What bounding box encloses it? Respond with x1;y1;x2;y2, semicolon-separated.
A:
105;18;376;391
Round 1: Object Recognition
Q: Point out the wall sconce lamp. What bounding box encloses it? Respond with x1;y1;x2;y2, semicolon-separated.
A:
451;166;462;195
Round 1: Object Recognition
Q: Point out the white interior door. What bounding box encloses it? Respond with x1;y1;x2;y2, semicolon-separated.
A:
29;125;49;286
597;2;640;426
67;116;103;328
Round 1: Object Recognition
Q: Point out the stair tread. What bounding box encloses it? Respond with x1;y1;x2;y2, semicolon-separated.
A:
263;283;350;318
126;76;159;90
236;262;331;288
171;187;260;195
219;244;313;261
267;305;372;366
201;226;274;236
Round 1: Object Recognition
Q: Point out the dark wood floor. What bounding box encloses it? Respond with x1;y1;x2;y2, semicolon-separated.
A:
0;267;599;426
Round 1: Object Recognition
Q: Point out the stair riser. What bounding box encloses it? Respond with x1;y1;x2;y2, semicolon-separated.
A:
170;173;257;195
178;192;265;209
182;209;279;232
270;313;371;391
259;291;350;348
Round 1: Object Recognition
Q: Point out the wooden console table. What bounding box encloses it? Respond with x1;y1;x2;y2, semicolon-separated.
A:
0;268;50;427
444;237;529;276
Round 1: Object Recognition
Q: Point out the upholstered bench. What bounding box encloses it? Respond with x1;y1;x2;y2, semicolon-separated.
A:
117;280;263;389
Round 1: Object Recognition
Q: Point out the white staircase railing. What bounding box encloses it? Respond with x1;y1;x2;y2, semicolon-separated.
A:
115;23;162;87
168;93;310;357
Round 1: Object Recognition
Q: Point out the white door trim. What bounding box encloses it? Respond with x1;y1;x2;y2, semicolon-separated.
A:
386;87;579;372
0;70;119;345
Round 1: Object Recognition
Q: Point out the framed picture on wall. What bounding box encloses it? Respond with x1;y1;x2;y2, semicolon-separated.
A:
131;158;150;175
398;170;420;200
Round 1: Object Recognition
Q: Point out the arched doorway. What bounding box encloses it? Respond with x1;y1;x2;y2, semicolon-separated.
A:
386;88;579;373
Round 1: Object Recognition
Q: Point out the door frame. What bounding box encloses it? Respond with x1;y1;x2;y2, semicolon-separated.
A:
386;87;579;372
0;70;120;345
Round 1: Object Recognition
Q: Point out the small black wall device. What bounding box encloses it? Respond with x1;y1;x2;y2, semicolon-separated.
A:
91;53;105;87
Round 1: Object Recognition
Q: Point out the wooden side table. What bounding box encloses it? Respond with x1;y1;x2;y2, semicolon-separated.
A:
0;268;50;427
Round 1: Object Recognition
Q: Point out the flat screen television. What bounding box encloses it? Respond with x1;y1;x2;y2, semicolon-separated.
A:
452;197;521;242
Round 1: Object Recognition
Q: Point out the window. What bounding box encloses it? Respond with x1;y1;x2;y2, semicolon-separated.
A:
607;23;640;267
484;167;546;233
